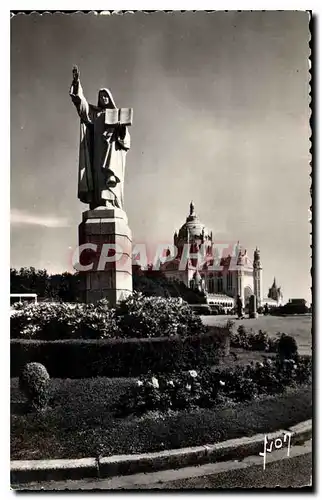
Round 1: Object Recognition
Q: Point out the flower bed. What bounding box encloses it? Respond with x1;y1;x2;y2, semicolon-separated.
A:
115;355;312;416
11;376;312;460
11;293;207;340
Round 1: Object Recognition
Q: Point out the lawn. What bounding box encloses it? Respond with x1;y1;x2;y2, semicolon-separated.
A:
11;377;312;461
202;314;312;355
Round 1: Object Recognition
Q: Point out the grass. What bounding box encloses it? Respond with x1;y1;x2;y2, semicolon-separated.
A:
11;377;312;461
202;314;312;355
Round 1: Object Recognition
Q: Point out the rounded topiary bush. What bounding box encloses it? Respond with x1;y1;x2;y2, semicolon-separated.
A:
277;333;298;360
19;362;50;410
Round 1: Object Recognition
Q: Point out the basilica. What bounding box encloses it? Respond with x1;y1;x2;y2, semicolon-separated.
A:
161;202;283;310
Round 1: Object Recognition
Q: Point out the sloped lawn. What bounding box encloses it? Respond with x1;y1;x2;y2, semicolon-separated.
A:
11;377;312;461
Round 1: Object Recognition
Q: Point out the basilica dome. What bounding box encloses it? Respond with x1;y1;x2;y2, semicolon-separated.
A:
175;202;212;243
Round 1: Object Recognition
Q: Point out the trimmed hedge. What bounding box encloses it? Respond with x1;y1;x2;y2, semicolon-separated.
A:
11;326;230;378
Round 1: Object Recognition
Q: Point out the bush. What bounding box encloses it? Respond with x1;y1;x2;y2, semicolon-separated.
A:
270;303;309;316
116;370;204;415
19;362;50;410
116;293;207;338
277;333;298;360
115;355;312;416
231;326;279;353
11;326;230;378
11;293;207;341
10;301;119;340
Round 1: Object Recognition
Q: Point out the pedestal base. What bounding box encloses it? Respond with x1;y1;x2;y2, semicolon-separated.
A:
78;207;133;306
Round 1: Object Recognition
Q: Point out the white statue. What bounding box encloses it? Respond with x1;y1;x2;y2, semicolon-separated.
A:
70;66;131;210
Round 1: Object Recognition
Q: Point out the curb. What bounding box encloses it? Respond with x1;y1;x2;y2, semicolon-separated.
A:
11;458;99;485
11;419;312;485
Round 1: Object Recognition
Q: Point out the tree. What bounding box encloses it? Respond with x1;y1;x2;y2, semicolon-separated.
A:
10;268;81;302
132;265;206;304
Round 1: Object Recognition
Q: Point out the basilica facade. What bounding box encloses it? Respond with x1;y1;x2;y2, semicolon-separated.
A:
161;202;281;309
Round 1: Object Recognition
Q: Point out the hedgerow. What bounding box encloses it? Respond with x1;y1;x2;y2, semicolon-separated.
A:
11;326;230;378
11;293;207;340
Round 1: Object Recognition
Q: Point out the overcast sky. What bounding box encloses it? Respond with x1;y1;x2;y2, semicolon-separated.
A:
10;11;311;302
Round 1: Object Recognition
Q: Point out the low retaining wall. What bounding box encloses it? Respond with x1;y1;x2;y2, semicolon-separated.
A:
11;419;311;485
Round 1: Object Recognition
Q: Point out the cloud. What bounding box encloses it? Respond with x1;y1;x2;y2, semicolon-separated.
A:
11;209;70;228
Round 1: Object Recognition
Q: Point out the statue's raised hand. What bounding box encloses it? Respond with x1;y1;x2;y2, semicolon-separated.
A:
72;65;80;83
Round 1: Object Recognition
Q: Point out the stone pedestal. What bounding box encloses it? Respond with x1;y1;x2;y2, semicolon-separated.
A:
78;206;132;305
249;294;258;319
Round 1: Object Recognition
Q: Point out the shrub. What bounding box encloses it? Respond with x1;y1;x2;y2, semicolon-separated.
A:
11;326;229;378
277;333;298;360
116;292;207;338
19;362;50;410
116;369;209;416
293;356;312;385
231;325;252;350
231;327;282;353
270;303;309;316
10;302;119;340
75;302;119;339
115;355;312;416
11;292;207;341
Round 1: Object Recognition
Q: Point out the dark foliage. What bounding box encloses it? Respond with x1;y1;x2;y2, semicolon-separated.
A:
115;293;207;338
11;378;312;460
277;333;298;360
231;325;278;352
18;362;50;410
10;267;81;302
11;266;207;305
11;326;230;378
133;265;207;304
11;293;207;340
270;302;309;315
116;355;312;416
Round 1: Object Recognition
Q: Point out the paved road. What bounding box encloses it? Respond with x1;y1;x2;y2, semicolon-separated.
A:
15;439;312;490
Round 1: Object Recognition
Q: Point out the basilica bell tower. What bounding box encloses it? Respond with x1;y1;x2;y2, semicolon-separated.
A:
253;247;263;308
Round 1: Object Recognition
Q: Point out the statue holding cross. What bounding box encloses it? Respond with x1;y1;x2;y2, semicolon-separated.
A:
70;66;133;210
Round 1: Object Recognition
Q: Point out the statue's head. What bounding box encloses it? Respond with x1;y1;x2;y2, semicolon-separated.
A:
98;88;117;109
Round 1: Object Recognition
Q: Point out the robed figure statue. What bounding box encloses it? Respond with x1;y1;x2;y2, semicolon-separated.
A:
70;66;131;210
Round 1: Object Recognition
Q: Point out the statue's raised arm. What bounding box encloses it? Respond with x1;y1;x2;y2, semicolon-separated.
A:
69;65;91;124
71;65;80;93
72;65;79;81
